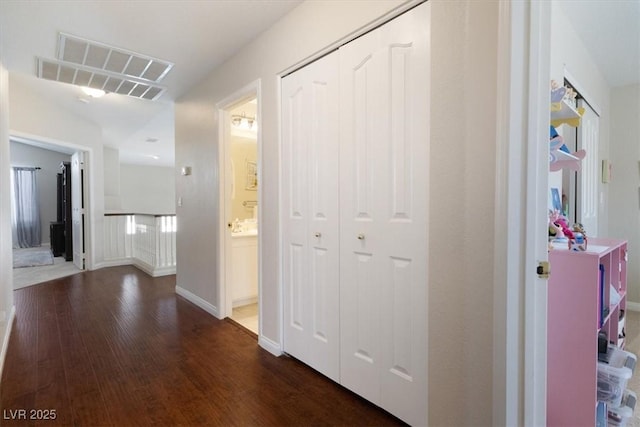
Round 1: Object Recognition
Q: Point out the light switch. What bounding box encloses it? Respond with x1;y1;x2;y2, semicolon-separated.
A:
178;197;183;207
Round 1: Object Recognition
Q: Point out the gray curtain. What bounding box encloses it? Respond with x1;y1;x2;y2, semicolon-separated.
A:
11;167;41;248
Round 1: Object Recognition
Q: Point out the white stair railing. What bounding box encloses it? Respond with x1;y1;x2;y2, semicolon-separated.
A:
103;213;176;276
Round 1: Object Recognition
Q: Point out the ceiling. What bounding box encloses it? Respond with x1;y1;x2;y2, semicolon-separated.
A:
0;1;637;167
558;0;640;89
0;0;302;166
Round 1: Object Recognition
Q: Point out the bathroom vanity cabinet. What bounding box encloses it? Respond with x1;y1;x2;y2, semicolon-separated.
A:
230;232;258;307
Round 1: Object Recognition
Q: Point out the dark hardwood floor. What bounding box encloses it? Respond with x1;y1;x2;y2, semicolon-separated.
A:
1;266;404;426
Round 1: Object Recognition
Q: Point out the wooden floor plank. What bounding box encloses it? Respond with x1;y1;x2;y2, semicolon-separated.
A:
1;266;404;426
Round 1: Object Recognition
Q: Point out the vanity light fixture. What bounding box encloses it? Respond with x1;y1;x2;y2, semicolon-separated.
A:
231;113;257;130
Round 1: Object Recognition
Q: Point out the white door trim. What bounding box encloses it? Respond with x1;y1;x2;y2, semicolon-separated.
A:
71;151;86;270
216;80;262;327
494;1;550;425
494;1;521;424
523;2;551;425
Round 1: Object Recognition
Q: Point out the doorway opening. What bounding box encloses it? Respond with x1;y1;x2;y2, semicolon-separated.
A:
217;82;261;337
9;136;87;289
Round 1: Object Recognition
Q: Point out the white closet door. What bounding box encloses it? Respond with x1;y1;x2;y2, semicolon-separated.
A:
576;99;599;236
339;3;429;425
282;52;340;381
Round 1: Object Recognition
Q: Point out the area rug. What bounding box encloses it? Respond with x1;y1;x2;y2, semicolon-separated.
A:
13;247;54;268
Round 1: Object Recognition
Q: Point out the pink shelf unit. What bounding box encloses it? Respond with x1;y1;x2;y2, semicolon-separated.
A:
547;238;628;427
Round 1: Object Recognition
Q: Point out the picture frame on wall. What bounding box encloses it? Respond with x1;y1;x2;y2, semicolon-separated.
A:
246;160;257;190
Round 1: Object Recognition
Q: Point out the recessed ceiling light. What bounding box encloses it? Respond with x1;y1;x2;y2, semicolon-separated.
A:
148;155;160;160
145;137;159;143
81;86;105;98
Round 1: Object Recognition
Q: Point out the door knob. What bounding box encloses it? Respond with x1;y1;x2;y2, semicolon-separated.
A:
357;234;365;240
228;223;233;229
314;232;322;238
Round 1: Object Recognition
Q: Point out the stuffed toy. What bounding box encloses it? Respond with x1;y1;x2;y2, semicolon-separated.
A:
549;209;574;240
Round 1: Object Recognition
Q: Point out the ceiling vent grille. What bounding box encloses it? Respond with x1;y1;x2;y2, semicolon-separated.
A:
36;58;166;100
35;32;173;101
57;33;173;83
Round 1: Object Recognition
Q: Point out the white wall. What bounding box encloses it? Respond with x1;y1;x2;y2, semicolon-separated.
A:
10;141;71;245
103;146;121;211
430;1;498;424
609;84;640;302
175;0;499;424
550;1;611;235
0;57;15;377
8;74;105;269
120;164;175;214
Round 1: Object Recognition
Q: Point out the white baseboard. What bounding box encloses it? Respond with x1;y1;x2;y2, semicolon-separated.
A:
133;260;176;278
133;259;155;276
95;259;132;269
232;296;258;308
175;285;220;319
96;259;176;278
626;301;640;312
259;335;283;357
150;266;176;277
0;305;16;381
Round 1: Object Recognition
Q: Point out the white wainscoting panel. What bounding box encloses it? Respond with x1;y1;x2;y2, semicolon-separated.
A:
133;215;157;270
103;214;176;277
103;215;134;264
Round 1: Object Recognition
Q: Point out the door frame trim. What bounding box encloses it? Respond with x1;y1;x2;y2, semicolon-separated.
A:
494;1;550;424
216;80;262;329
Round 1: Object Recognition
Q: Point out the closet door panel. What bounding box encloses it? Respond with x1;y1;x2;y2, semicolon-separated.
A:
340;3;429;425
287;243;306;331
282;52;340;382
338;25;385;405
378;5;429;424
282;76;310;363
287;87;307;222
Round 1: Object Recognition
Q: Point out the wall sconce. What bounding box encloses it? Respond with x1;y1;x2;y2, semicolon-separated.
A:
231;112;257;131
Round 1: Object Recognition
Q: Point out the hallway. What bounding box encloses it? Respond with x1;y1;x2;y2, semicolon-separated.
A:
0;266;402;426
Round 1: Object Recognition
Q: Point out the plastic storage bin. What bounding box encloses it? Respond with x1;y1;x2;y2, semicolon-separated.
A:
607;345;637;372
608;390;637;427
598;346;636;407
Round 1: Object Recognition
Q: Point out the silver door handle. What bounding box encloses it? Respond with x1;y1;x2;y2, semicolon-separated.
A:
314;232;321;238
357;234;365;240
